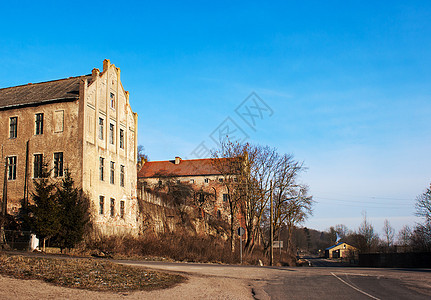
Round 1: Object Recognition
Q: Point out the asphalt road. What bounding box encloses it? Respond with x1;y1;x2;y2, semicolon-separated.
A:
120;259;431;300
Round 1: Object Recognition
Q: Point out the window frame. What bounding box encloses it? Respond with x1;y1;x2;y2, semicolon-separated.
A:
7;156;17;180
110;92;116;109
110;161;115;184
99;196;105;215
110;198;115;217
119;129;124;149
53;152;63;177
98;117;104;140
9;117;17;139
120;200;125;219
109;123;114;144
120;165;125;187
99;157;105;181
33;154;43;178
35;113;44;135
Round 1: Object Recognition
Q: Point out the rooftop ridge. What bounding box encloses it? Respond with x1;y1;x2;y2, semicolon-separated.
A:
0;74;92;91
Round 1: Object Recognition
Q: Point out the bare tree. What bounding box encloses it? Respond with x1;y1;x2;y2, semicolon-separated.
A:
382;219;395;248
357;212;379;252
241;145;279;254
211;140;248;252
335;224;349;240
415;184;431;222
397;225;412;246
137;145;149;170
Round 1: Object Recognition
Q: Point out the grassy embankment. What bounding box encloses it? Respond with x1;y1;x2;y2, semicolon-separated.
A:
0;254;185;292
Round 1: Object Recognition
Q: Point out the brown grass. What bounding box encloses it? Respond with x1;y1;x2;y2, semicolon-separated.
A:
88;232;270;265
0;254;185;292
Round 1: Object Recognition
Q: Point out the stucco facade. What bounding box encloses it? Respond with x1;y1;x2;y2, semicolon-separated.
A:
0;59;140;236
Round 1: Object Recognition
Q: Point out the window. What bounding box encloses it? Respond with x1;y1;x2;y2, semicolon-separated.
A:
9;117;17;138
99;196;104;215
110;92;115;108
204;178;209;183
33;154;43;178
120;201;125;219
110;161;115;184
53;152;63;177
35;113;43;135
119;129;124;149
110;198;115;217
7;156;17;180
98;118;104;140
120;165;125;187
219;178;223;182
190;179;194;184
223;194;229;202
109;123;114;144
99;157;105;181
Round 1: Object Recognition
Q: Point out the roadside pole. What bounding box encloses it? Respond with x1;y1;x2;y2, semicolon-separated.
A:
270;180;273;266
240;234;242;264
237;227;245;265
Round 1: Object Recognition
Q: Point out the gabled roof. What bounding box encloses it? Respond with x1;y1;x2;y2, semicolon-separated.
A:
138;158;235;178
0;75;92;109
325;242;344;250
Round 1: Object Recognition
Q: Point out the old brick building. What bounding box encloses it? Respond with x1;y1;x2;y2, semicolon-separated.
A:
137;157;246;234
0;59;140;236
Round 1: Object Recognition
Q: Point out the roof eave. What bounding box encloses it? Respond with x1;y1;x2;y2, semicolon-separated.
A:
0;96;79;111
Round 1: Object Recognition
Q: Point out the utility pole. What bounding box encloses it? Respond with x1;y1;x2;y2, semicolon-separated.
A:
23;140;29;208
270;180;273;266
1;155;8;247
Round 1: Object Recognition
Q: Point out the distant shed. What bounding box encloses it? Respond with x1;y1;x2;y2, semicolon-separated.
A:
325;242;357;259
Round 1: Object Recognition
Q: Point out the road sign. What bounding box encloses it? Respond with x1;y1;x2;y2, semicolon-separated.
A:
273;241;283;248
237;227;245;236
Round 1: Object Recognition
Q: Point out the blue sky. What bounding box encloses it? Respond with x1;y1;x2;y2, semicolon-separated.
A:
1;1;430;235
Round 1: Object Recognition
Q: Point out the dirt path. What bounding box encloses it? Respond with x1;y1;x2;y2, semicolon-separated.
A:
0;273;255;300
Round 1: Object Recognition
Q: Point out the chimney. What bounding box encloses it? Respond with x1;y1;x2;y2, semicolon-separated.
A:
92;68;100;80
175;157;181;165
103;59;110;72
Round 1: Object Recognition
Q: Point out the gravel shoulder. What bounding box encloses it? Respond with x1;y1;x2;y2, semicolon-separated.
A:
0;273;254;300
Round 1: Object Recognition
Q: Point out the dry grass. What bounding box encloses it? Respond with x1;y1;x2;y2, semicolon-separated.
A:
0;254;185;292
88;232;270;265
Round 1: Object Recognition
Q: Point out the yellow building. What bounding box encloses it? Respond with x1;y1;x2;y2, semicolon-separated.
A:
325;242;358;259
0;59;140;236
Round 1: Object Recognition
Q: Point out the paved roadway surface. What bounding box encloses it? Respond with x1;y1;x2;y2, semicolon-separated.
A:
118;258;431;300
4;252;431;299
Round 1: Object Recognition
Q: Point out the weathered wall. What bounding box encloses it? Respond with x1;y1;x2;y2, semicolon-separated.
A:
0;59;140;237
82;60;140;236
0;99;81;214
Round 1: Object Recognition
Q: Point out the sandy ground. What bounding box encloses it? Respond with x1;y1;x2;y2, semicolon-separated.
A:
0;274;256;300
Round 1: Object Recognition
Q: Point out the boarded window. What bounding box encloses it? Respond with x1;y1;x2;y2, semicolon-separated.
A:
54;110;64;133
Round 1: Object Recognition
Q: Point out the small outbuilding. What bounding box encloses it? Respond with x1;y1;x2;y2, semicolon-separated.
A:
325;242;357;259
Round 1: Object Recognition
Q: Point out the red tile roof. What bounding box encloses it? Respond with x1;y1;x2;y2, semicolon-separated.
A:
138;158;235;178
